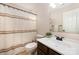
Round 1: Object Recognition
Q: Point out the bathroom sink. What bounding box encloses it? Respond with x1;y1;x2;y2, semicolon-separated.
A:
45;37;76;49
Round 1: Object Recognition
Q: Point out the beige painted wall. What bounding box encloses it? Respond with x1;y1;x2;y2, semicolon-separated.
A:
36;4;50;35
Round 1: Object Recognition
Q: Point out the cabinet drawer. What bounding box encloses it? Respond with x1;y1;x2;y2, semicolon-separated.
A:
37;42;48;54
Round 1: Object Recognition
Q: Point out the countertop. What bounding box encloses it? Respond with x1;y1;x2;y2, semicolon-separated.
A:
37;36;79;55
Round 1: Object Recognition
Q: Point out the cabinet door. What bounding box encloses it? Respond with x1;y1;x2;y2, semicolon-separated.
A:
37;48;45;55
37;42;48;54
48;49;61;55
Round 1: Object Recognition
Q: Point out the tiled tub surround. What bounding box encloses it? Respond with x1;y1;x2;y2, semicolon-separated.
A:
37;36;79;55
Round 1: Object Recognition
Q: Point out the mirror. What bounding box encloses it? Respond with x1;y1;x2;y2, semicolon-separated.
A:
63;8;79;33
50;8;79;34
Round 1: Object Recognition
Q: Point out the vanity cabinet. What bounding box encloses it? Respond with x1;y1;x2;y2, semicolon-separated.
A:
37;42;61;55
48;48;61;55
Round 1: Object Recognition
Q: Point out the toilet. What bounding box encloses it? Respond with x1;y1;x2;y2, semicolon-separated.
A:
25;42;37;55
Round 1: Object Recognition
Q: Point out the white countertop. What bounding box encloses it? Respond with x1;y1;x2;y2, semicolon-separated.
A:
37;36;79;55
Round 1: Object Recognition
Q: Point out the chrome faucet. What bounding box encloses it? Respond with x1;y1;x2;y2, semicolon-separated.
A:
55;35;64;41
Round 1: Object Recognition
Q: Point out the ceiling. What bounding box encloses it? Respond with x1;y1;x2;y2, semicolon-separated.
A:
6;3;49;14
5;3;79;14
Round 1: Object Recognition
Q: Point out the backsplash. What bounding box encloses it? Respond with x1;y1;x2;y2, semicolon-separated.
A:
53;32;79;40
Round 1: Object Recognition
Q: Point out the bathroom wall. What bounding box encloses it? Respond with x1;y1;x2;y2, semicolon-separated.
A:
35;4;50;35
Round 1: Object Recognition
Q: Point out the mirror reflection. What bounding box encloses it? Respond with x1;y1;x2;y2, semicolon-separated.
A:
49;3;79;33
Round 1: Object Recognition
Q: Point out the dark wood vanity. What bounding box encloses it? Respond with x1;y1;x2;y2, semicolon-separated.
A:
37;42;61;55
